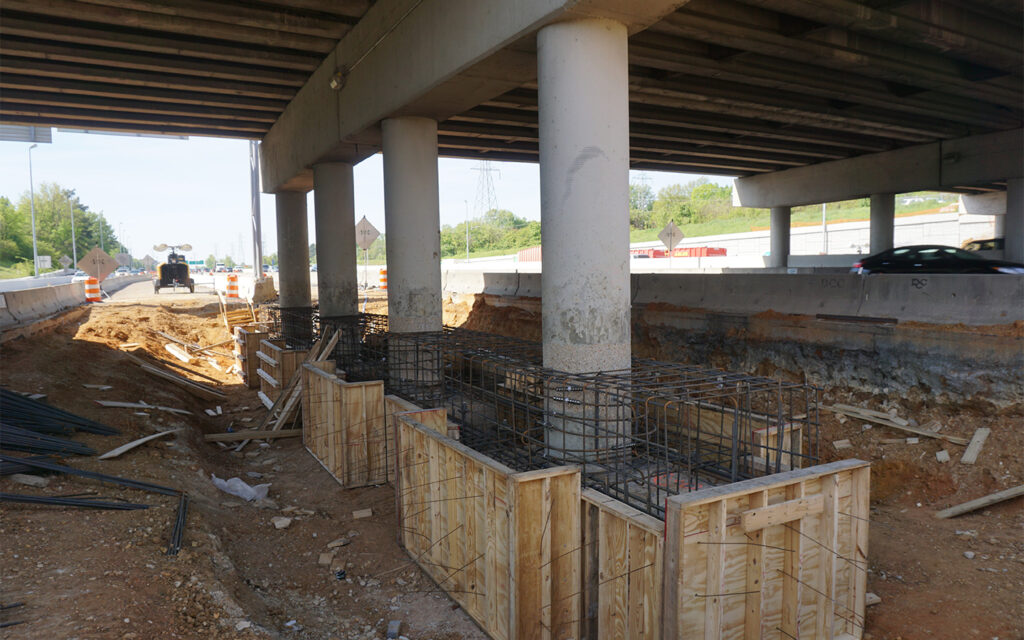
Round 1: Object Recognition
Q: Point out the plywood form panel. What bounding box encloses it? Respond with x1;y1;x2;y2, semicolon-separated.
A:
395;415;580;640
663;459;870;639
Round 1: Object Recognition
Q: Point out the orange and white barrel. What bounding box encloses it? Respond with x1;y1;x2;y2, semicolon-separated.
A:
379;268;388;290
84;277;101;302
226;273;240;298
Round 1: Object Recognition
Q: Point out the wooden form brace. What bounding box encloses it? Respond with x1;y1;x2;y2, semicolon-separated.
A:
301;363;387;488
580;489;664;640
232;324;269;389
663;459;870;639
395;414;581;640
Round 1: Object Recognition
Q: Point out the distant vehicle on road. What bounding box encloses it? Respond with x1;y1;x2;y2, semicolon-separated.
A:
215;263;227;272
71;270;90;283
153;245;196;293
310;264;318;272
961;238;1004;252
852;245;1024;274
114;266;130;277
233;266;244;272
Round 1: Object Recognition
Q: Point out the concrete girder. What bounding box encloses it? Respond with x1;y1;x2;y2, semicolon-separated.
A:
733;0;1022;71
733;128;1024;209
260;0;690;192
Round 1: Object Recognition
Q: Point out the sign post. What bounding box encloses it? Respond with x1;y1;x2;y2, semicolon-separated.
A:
355;216;380;312
658;221;685;269
59;255;72;269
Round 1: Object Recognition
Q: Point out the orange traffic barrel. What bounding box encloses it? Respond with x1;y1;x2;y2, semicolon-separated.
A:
379;268;388;290
226;273;240;298
84;277;101;302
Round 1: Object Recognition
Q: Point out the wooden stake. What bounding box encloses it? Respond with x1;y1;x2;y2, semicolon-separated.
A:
935;484;1024;519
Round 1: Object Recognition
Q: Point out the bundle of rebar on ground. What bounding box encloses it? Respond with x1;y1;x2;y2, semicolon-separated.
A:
1;388;119;456
0;388;119;435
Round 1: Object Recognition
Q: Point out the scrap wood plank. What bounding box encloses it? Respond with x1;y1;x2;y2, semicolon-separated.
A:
95;400;192;416
831;403;909;426
959;428;990;465
151;329;200;351
935;484;1024;519
134;351;223;386
204;428;301;442
98;428;181;460
165;343;193;363
826;405;968;445
123;353;225;401
238;329;339;451
191;338;234;355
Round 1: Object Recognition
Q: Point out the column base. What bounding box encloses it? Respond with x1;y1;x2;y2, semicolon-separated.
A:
279;306;313;348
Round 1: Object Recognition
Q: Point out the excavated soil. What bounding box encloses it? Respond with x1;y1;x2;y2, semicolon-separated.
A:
1;288;1021;639
0;290;485;640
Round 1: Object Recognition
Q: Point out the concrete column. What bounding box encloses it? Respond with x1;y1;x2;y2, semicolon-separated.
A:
275;191;312;342
382;116;442;402
869;193;896;254
381;117;442;333
538;18;630;461
1006;178;1024;263
538;17;630;374
312;162;358;318
768;206;791;268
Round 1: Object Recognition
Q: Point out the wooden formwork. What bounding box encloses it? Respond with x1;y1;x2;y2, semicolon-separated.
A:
257;339;307;407
395;414;581;640
580;489;664;640
663;459;870;640
301;363;387;488
233;324;269;389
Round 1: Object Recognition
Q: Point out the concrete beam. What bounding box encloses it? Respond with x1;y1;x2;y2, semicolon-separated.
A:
261;0;689;192
734;129;1023;208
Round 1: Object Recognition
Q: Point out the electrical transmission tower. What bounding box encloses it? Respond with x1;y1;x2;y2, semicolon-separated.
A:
471;161;500;219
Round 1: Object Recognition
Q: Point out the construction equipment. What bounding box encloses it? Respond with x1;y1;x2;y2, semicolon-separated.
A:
152;243;195;294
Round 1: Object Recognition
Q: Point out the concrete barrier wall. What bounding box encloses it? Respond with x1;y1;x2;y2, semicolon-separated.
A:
0;282;87;330
101;275;149;295
443;270;1023;326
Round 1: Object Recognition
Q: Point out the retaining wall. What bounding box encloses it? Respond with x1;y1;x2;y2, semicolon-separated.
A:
443;271;1024;405
0;282;85;330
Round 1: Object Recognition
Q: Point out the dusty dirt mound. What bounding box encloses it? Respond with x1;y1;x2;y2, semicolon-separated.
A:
0;297;485;640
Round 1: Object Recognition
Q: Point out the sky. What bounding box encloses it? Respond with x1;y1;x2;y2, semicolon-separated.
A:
0;129;730;264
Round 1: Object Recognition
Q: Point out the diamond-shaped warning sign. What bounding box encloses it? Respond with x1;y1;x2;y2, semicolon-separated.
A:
77;247;119;281
658;221;685;252
355;216;380;251
59;255;73;268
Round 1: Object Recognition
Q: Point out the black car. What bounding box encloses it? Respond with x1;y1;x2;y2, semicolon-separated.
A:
852;245;1024;274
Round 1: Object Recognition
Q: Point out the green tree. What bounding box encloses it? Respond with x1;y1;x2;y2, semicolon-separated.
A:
205;254;216;269
629;183;655;230
309;243;316;264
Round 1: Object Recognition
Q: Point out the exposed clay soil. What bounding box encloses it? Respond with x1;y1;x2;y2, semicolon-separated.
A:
1;288;1021;639
1;290;485;640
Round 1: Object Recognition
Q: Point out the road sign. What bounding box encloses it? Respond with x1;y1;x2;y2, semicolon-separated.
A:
59;255;72;268
78;247;119;281
141;254;156;270
36;255;52;270
355;216;380;250
658;221;685;252
115;252;132;266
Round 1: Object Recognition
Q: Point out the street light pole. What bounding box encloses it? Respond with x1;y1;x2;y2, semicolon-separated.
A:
464;199;470;261
28;144;39;277
67;197;77;266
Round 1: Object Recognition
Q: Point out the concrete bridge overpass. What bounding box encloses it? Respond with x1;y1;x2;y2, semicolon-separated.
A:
1;0;1021;375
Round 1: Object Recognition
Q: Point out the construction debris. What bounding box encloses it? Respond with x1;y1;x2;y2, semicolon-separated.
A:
204;429;301;443
936;484;1024;519
1;388;119;436
211;474;270;501
95;400;192;415
827;404;969;445
81;384;113;391
352;508;372;520
9;473;49;488
165;343;193;363
272;516;292;529
960;428;990;465
0;493;149;510
123;352;225;402
833;439;853;450
936;450;950;463
97;428;182;460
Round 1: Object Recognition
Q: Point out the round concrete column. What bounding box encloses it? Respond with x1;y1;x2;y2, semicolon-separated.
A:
275;191;312;341
869;193;895;254
768;206;791;268
1006;177;1024;263
381;117;442;334
538;17;630;374
313;162;358;318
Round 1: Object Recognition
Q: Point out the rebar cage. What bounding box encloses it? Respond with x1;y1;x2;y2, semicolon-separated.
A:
335;320;819;520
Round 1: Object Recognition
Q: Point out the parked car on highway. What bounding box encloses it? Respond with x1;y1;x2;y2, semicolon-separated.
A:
852;245;1024;274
